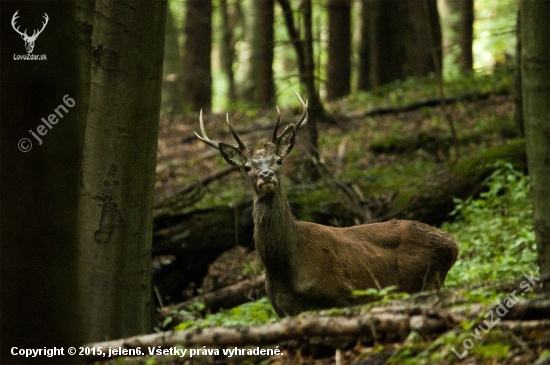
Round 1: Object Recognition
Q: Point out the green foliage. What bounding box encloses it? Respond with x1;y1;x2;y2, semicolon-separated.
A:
442;161;538;287
470;342;509;360
174;297;278;331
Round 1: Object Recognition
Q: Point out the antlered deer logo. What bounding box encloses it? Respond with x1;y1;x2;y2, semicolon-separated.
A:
11;11;49;54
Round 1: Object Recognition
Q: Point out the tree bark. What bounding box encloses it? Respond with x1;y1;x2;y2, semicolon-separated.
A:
252;0;275;106
326;0;351;100
1;2;82;363
357;0;372;91
220;0;236;103
404;0;441;78
458;0;474;71
77;0;166;343
369;0;407;87
182;0;212;111
520;0;550;278
75;0;94;146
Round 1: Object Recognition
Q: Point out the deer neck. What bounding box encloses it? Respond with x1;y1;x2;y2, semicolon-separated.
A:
252;184;298;276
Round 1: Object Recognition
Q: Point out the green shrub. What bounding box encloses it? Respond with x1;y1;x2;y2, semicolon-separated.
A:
443;161;538;287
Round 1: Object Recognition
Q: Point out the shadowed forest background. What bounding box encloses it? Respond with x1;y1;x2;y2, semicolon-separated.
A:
1;0;549;364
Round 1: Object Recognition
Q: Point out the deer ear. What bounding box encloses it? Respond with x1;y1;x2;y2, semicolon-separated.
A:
276;125;296;158
219;142;246;167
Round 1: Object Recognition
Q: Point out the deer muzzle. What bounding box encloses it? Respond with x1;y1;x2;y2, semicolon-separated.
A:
257;169;278;191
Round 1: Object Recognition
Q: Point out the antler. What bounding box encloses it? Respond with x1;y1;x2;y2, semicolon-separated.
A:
11;11;26;38
11;11;48;40
194;110;247;152
292;90;309;130
224;114;247;151
194;110;219;149
271;90;309;143
30;13;49;40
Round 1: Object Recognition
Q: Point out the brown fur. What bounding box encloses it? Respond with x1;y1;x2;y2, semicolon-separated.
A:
195;94;459;316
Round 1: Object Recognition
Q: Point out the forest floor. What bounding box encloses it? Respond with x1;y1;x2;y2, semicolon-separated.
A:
96;70;550;365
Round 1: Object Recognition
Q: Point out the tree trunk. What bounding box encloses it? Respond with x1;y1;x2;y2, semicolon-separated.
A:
77;0;166;343
182;0;212;111
326;0;351;100
369;0;407;87
161;4;183;116
357;0;372;91
438;0;473;72
277;0;323;181
1;2;83;363
301;0;320;155
75;0;94;146
220;0;236;103
458;0;473;71
252;0;275;106
404;0;441;78
520;0;550;278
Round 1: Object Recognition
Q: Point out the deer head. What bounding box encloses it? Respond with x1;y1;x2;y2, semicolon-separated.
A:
11;11;49;54
195;91;308;199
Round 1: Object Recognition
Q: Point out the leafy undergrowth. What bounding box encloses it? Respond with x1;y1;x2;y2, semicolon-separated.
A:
443;161;538;286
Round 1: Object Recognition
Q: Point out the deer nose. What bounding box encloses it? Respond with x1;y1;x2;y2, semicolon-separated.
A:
258;169;275;181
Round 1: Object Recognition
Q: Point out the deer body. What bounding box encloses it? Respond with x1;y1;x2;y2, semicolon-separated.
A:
195;92;459;316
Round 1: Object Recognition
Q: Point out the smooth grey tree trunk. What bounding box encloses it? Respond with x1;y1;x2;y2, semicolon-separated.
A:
77;0;166;343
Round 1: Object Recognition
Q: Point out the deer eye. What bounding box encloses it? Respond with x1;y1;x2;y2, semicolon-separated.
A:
244;165;252;172
276;158;282;165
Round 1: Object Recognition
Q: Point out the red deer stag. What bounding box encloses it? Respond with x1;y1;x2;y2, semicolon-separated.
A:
195;91;459;316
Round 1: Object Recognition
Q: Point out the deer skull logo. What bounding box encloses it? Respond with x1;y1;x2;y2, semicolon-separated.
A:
11;11;49;54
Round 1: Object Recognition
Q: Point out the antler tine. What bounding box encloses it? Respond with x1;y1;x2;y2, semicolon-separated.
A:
11;11;26;37
194;109;220;150
225;114;247;151
291;90;309;130
36;13;49;36
271;106;281;143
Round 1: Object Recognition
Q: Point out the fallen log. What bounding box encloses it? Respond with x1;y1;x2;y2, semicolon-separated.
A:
153;166;238;217
84;294;550;362
345;90;510;119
